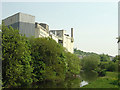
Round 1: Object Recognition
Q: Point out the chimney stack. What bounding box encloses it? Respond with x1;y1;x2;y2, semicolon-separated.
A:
71;28;73;38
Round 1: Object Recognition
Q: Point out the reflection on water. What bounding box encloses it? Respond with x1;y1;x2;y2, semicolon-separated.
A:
80;81;88;87
32;76;82;88
32;70;98;88
80;70;98;82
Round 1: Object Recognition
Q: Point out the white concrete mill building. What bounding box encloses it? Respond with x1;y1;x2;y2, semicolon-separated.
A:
3;12;74;53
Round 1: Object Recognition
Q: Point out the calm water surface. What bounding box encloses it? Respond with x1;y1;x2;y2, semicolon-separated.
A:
32;70;98;88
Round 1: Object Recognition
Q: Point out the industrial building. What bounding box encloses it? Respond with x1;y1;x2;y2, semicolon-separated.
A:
3;12;74;53
3;12;35;37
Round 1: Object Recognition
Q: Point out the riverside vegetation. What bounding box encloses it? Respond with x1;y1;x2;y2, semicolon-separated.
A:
2;24;81;88
1;23;120;88
75;49;120;88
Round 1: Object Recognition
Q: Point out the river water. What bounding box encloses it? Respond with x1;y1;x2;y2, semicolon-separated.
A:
32;70;98;88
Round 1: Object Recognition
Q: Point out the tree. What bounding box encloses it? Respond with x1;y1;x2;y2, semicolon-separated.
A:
2;24;33;88
65;52;81;76
106;61;117;72
99;54;110;62
30;37;67;82
81;55;100;71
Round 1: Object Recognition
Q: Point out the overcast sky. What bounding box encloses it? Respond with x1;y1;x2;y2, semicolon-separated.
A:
1;1;118;56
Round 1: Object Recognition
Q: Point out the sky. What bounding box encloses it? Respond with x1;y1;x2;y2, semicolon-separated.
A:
1;1;118;56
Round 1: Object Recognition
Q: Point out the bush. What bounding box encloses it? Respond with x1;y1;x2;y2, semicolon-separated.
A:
97;69;106;77
110;73;120;86
99;54;110;62
81;55;100;71
30;37;67;82
2;24;33;88
65;52;81;76
106;62;117;72
98;62;108;70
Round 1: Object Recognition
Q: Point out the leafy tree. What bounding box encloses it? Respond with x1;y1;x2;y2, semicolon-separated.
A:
99;54;110;62
30;37;67;82
98;62;108;69
81;55;100;71
65;52;81;76
2;24;33;88
106;61;117;72
74;48;98;58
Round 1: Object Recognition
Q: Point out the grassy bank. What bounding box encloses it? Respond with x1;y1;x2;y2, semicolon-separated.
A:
82;72;119;88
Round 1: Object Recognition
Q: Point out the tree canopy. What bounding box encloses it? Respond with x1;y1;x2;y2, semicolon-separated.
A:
81;55;100;71
2;24;33;88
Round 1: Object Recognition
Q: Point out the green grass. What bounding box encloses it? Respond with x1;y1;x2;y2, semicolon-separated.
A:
81;72;119;88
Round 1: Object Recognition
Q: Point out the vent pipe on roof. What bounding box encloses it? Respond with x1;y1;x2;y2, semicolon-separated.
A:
71;28;73;38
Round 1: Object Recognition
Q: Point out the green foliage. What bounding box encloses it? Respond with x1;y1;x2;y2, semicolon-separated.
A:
99;54;110;62
81;55;100;71
98;62;108;69
74;48;98;57
82;72;118;88
65;52;81;76
97;69;106;77
2;23;82;88
96;62;108;77
30;37;66;82
112;55;118;62
106;62;117;72
2;24;33;88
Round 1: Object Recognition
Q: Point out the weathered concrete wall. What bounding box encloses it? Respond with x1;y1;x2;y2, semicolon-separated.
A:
3;12;35;37
49;33;58;43
50;30;65;38
19;22;35;37
3;13;19;25
19;13;35;24
35;23;49;38
40;23;49;32
63;34;73;53
3;12;74;53
50;30;74;53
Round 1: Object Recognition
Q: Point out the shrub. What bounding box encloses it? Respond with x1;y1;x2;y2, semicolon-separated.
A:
2;24;33;88
65;52;81;76
30;37;67;82
97;69;106;77
81;55;100;71
106;62;117;72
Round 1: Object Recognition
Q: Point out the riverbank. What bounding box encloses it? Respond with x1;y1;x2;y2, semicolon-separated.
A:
81;72;119;88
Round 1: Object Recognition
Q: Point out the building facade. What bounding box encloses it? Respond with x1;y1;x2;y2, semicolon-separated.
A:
3;12;35;37
3;12;74;53
50;29;74;53
35;22;49;38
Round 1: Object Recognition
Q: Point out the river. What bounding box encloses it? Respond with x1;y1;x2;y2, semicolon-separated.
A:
31;70;98;88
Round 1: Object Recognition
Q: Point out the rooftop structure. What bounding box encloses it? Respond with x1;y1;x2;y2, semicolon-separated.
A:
3;12;74;53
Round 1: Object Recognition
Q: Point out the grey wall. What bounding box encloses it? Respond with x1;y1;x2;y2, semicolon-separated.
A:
3;12;35;37
19;22;35;37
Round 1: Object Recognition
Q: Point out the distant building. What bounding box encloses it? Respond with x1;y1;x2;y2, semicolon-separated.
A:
3;12;74;53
